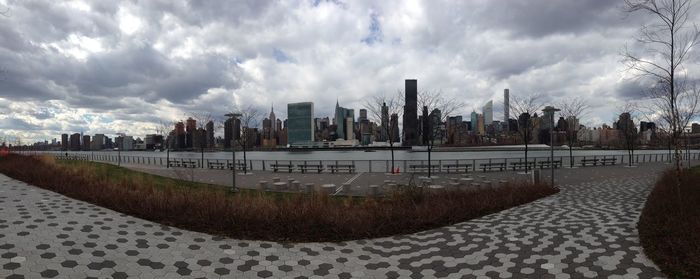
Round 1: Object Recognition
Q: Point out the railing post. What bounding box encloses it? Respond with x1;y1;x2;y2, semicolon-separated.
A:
472;159;476;171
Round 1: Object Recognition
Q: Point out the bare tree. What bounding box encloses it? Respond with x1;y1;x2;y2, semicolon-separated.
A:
623;0;700;174
154;120;176;150
557;97;589;167
363;92;403;173
510;93;544;173
416;90;464;177
617;103;640;167
229;105;261;174
189;112;214;167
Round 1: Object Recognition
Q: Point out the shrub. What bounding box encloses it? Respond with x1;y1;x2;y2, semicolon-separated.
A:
0;154;557;242
638;168;700;278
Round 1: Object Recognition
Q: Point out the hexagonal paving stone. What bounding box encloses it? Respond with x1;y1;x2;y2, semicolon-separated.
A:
61;260;78;268
1;252;17;258
111;272;128;279
39;252;56;259
197;259;212;266
40;269;59;278
214;267;231;275
3;262;20;270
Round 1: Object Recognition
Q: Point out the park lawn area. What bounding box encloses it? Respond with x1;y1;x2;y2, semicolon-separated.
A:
0;154;558;242
638;166;700;278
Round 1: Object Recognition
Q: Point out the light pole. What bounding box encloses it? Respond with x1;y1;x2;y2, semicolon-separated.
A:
542;106;560;187
225;113;242;193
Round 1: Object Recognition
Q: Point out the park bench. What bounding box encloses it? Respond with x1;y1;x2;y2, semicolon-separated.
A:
408;164;440;173
181;160;198;168
443;163;472;173
328;164;355;173
580;158;599;167
227;162;248;171
600;158;617;165
509;161;535;171
297;164;324;173
270;163;294;173
537;160;562;169
480;162;505;172
168;160;181;167
207;161;226;169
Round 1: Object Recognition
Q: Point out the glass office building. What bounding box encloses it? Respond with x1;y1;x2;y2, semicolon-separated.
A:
287;102;314;145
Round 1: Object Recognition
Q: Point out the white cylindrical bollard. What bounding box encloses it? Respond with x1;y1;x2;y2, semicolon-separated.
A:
428;185;445;193
292;181;301;192
272;177;281;183
321;184;336;195
274;182;286;192
258;181;268;191
369;185;379;197
304;183;315;193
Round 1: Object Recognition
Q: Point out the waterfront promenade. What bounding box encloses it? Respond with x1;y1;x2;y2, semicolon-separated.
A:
0;162;684;278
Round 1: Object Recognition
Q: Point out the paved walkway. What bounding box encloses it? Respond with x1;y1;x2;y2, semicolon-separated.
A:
0;163;674;278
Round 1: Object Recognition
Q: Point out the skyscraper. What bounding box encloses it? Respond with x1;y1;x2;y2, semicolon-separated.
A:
334;100;354;140
61;134;68;151
504;89;510;132
288;102;314;145
390;113;400;143
380;102;389;141
483;100;493;126
269;105;277;133
224;118;233;148
185;117;196;148
470;111;478;132
205;120;215;148
403;79;418;146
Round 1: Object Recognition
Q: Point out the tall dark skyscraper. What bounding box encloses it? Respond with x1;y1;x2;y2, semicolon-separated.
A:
380;102;389;141
403;79;418;146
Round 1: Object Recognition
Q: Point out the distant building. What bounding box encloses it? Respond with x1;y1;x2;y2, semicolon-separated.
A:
185;117;196;148
380;102;389;141
403;79;418;146
91;134;105;150
175;121;186;149
483;100;493;126
287;102;314;145
224;118;233;148
69;133;81;151
692;123;700;134
470;111;478;132
82;135;91;151
61;134;68;151
334;101;354;140
205;121;215;148
390;113;400;143
122;136;134;151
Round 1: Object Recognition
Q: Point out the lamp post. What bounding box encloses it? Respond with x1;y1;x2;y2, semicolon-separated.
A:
225;113;242;193
542;106;560;187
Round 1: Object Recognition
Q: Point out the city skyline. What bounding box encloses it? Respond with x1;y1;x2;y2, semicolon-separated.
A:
1;1;700;143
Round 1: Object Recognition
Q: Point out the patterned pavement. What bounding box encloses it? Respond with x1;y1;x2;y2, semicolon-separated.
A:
0;163;670;278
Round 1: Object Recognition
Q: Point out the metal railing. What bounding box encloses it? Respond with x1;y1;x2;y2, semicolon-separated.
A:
37;151;700;173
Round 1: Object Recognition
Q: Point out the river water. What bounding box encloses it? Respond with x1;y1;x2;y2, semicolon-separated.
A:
46;149;683;161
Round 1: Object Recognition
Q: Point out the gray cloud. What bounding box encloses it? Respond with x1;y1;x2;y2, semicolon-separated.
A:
0;0;697;142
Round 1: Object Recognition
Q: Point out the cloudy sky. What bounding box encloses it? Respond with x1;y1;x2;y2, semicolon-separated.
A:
0;0;699;143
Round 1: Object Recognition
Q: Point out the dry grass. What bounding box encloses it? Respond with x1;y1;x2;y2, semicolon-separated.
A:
638;167;700;278
0;154;558;242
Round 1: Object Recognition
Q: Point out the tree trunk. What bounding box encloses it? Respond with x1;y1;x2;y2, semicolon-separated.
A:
390;141;395;174
569;142;573;168
524;130;529;174
428;142;432;178
243;141;248;174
